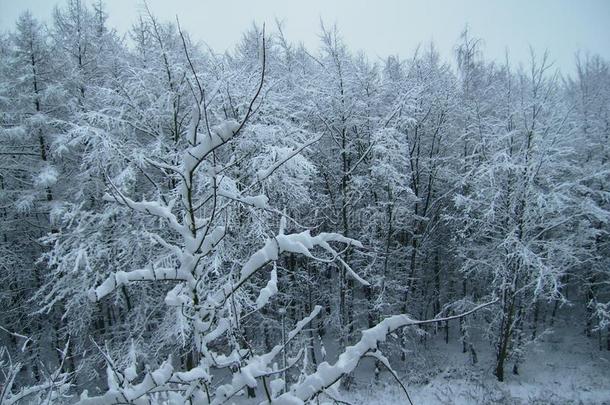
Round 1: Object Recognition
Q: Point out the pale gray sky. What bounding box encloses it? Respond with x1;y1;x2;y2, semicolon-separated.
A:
1;0;609;73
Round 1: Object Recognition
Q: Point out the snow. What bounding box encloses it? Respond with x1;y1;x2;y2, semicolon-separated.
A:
209;307;322;404
195;225;225;256
276;302;493;403
278;307;608;405
256;266;278;309
172;366;211;384
183;120;240;172
3;12;606;405
34;166;59;187
218;190;269;209
201;317;231;345
242;194;269;209
15;193;35;213
235;228;364;291
270;378;285;397
102;193;186;237
254;135;323;183
164;284;189;307
0;126;26;140
3;380;69;405
77;360;174;405
124;364;137;383
275;231;368;286
89;267;194;302
238;239;280;282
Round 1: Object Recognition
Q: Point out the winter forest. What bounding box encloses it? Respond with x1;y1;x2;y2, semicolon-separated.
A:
1;0;609;404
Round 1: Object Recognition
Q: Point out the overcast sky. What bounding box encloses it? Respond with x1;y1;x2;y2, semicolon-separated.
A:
1;0;609;73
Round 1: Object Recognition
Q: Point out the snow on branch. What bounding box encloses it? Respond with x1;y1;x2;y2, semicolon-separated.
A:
248;229;363;284
217;190;269;210
77;360;174;405
102;192;185;237
1;340;72;404
272;300;497;404
211;306;322;404
2;380;69;405
76;307;322;405
226;225;365;300
183;120;241;174
88;267;194;302
256;265;278;309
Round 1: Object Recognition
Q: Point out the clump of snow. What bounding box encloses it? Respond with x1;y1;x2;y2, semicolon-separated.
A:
183;119;240;171
242;194;269;209
256;267;278;309
34;166;58;188
238;238;280;282
89;266;194;302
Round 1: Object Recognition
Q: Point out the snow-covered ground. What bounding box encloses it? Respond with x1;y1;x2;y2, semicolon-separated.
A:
336;317;610;404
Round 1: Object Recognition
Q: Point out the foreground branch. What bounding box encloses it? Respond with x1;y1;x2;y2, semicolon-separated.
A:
273;300;497;404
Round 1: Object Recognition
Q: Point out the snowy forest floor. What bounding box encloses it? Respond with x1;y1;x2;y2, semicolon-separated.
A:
334;313;610;404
